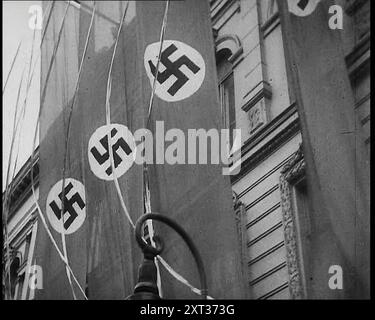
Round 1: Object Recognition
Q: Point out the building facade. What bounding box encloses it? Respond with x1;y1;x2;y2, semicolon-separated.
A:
3;0;370;299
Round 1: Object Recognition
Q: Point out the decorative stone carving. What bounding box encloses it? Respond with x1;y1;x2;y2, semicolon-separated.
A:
279;144;306;299
233;191;245;250
281;144;304;178
242;81;272;136
232;191;241;210
248;99;268;134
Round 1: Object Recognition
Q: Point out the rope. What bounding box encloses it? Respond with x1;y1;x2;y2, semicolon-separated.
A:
30;1;88;300
145;0;170;128
104;1;135;229
143;0;170;298
41;2;56;46
2;42;21;96
156;256;214;299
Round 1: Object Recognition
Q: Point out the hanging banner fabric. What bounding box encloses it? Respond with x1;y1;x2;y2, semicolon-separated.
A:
277;0;370;298
34;1;87;299
74;1;143;299
136;0;246;299
34;1;143;299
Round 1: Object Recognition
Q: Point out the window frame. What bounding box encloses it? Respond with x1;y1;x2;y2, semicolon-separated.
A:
217;52;236;152
5;210;38;300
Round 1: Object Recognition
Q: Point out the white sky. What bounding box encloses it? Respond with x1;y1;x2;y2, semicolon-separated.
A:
3;1;41;190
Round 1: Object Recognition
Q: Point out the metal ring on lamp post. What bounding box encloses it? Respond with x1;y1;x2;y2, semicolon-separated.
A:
133;213;208;300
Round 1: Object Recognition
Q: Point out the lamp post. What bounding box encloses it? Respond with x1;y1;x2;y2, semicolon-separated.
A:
126;213;208;300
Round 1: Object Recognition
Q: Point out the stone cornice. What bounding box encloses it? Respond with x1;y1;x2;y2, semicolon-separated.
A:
231;103;299;184
211;0;240;26
4;148;39;219
241;81;272;113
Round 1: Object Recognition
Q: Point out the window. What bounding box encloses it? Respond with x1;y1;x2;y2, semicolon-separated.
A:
9;257;21;299
3;217;38;300
6;253;26;300
217;51;236;149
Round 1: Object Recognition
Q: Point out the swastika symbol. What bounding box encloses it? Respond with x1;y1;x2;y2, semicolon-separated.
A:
287;0;321;16
148;43;201;96
88;124;136;181
297;0;309;10
90;128;132;176
49;182;85;230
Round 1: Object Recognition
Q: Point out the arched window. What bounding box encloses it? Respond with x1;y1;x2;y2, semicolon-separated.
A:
217;49;236;149
215;35;242;150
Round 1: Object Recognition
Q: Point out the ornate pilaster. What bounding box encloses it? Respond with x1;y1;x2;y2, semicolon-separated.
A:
233;191;245;249
279;144;306;299
233;191;250;297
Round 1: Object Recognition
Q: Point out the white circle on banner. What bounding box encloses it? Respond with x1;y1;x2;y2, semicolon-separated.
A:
88;124;136;181
287;0;321;16
46;178;86;235
144;40;206;102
